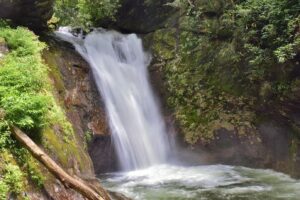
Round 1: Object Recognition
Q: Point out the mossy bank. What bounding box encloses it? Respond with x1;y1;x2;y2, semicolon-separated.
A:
0;22;99;199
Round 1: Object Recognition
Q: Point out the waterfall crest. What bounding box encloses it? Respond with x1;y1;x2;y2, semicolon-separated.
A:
56;27;171;170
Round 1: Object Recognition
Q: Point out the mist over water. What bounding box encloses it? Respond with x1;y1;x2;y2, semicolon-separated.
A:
56;28;300;200
101;164;300;200
56;27;171;171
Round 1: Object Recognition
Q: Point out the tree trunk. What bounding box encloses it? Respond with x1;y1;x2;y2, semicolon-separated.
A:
11;126;111;200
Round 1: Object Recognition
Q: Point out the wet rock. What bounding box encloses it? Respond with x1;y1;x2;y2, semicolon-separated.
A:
43;180;85;200
88;116;108;135
89;135;119;174
170;117;300;178
43;37;118;174
141;8;300;178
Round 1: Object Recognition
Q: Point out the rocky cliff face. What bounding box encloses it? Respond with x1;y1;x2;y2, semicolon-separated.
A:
143;28;300;178
43;37;118;175
0;0;54;31
110;0;300;178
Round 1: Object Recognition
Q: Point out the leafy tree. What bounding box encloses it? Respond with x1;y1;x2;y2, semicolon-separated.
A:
54;0;120;27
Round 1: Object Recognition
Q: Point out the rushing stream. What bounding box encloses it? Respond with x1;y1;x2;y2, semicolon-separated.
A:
56;28;300;200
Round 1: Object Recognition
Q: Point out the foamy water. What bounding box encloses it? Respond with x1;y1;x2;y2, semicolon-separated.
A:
101;164;300;200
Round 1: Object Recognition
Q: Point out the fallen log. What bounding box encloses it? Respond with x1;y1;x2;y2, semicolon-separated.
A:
11;126;111;200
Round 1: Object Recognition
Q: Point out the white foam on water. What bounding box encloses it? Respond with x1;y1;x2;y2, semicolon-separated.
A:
101;164;300;200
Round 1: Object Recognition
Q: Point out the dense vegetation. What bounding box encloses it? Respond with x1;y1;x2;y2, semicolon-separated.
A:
53;0;120;27
52;0;300;144
156;0;300;143
0;21;74;198
0;0;299;197
0;1;112;197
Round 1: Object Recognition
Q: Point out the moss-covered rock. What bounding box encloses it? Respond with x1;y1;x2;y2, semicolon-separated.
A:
142;0;300;177
43;38;118;174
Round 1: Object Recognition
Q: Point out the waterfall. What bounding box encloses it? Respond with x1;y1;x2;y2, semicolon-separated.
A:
56;27;171;171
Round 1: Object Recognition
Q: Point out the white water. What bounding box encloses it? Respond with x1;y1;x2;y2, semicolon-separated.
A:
56;28;300;200
56;27;170;170
101;164;300;200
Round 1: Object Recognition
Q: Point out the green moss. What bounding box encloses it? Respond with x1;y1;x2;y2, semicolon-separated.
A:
42;127;89;171
42;47;93;172
151;0;300;144
0;37;4;44
0;151;26;199
26;157;45;188
0;22;91;198
43;50;66;96
42;128;71;167
150;28;177;60
160;33;256;142
2;164;24;194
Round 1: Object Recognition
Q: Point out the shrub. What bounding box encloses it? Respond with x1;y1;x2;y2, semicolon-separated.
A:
2;164;24;194
0;163;24;199
0;21;76;198
0;27;49;137
54;0;120;27
162;0;300;143
0;181;9;200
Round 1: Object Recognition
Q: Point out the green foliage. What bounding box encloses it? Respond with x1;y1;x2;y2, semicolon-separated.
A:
0;163;24;198
46;96;74;141
0;24;74;138
84;130;92;150
0;181;9;200
0;121;11;150
26;157;45;188
53;0;79;26
161;0;300;143
0;23;76;195
0;19;8;28
0;27;49;136
54;0;120;27
234;0;300;66
7;144;45;188
2;164;24;194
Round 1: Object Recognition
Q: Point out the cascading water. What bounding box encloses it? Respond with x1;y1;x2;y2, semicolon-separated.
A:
56;27;170;171
56;27;300;200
